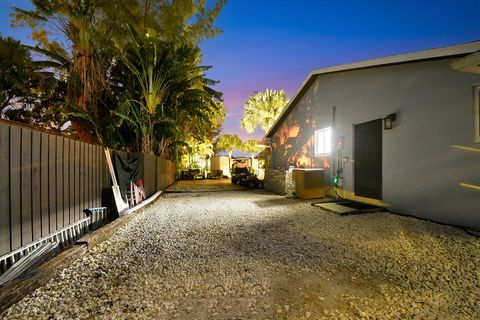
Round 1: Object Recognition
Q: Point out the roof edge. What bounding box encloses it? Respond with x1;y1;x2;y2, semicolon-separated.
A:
264;40;480;139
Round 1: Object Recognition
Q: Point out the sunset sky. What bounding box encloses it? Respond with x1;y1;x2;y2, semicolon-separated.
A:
2;0;480;142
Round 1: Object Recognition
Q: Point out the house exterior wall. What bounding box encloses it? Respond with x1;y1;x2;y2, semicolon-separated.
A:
269;58;480;229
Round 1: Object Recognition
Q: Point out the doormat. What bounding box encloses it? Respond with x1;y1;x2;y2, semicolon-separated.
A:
312;201;385;215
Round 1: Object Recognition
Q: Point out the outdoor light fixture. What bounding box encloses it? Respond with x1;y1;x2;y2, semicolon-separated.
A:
383;113;397;130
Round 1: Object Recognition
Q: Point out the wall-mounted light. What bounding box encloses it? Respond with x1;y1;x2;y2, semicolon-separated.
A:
383;113;397;130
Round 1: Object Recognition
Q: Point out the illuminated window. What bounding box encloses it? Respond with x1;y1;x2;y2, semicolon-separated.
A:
474;86;480;143
315;127;332;156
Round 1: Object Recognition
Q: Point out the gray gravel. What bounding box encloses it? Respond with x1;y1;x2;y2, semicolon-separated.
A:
2;190;479;319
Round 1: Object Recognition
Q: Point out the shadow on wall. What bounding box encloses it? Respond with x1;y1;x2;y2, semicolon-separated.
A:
271;82;329;169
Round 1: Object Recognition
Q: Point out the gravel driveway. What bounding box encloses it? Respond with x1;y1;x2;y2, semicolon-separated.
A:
2;190;479;319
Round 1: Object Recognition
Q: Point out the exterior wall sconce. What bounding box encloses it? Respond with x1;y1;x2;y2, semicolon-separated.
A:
383;113;396;130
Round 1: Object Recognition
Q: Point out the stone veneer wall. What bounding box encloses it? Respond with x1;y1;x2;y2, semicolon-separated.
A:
264;169;296;195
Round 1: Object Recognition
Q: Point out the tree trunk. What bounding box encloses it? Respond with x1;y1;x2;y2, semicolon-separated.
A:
142;119;153;154
142;134;151;154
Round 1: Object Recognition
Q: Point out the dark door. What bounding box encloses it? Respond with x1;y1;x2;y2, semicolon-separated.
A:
354;119;382;199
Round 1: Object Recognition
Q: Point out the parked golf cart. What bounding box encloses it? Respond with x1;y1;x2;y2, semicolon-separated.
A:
231;158;250;185
243;173;264;188
231;158;264;188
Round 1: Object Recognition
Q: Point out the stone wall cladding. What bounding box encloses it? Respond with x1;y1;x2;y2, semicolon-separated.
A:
285;170;295;195
264;169;295;195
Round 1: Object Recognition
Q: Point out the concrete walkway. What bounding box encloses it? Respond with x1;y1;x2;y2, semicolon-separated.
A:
2;191;479;319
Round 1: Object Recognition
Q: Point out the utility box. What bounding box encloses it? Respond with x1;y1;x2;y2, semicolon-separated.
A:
292;168;326;199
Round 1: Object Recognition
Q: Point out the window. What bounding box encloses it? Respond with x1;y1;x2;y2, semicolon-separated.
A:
474;86;480;143
315;127;332;156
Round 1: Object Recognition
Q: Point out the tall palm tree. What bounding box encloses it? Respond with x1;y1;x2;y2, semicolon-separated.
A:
240;89;289;133
13;1;109;143
215;134;242;168
241;139;264;166
115;27;169;154
112;33;224;157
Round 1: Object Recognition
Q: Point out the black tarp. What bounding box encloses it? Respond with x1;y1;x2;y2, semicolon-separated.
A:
111;152;142;202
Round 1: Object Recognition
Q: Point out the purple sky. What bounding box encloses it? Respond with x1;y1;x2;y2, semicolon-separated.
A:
200;1;480;142
2;1;480;144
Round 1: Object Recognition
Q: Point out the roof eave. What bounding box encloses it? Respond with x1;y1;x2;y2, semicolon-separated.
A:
263;41;480;141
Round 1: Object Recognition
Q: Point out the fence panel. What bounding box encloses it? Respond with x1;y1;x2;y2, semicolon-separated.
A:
56;136;64;229
0;120;176;256
143;154;157;197
21;128;33;246
0;125;10;254
31;131;41;240
40;133;50;236
74;140;81;221
9;126;21;252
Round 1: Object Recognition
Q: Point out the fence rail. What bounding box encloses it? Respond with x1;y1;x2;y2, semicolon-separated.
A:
0;121;175;257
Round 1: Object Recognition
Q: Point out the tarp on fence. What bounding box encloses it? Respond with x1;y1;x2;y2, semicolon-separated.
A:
111;152;142;201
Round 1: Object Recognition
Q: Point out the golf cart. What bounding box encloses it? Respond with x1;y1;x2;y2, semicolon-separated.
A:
231;158;264;188
231;158;250;185
244;173;264;188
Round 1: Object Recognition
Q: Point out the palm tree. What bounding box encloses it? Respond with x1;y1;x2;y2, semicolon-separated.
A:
0;36;69;132
215;134;242;168
115;27;169;154
240;89;289;133
12;0;227;155
13;1;110;144
111;36;224;157
241;140;264;167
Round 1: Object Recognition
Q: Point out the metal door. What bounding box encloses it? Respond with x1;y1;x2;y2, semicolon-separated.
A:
354;119;382;199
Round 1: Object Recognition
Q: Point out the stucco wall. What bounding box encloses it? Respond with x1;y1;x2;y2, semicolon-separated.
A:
210;156;230;175
270;58;480;229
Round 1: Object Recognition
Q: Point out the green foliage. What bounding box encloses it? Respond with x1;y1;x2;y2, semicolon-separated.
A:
11;0;114;143
8;0;227;158
112;27;225;155
241;139;264;158
181;138;214;170
0;34;67;132
240;89;289;133
0;35;32;111
124;0;227;44
215;134;242;157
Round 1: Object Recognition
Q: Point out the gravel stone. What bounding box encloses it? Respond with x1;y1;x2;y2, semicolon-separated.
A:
1;190;479;319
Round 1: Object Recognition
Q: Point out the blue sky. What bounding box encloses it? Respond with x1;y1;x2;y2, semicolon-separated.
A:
200;0;480;140
2;0;480;142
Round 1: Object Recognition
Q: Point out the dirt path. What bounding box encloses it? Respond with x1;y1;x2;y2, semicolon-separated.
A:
3;190;479;319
